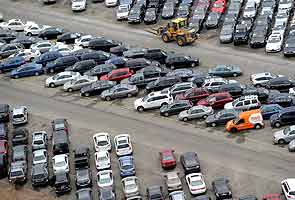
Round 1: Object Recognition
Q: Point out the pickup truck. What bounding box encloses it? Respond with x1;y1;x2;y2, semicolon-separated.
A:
9;161;27;184
123;72;159;87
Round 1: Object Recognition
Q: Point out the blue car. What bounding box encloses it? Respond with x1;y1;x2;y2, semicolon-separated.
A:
10;63;44;79
0;56;26;73
35;51;62;66
260;104;283;120
118;156;135;177
105;56;127;68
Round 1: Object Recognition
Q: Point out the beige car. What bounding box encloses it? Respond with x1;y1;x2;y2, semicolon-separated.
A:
164;171;182;192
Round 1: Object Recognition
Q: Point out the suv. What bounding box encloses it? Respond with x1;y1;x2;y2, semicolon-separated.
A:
134;91;173;112
125;58;159;72
281;179;295;200
146;76;182;93
12;106;28;126
263;77;294;92
31;163;49;187
54;172;72;195
224;95;261;111
0;104;9;122
144;48;167;64
212;177;232;200
166;54;199;69
270;107;295;128
65;60;97;75
32;131;48;151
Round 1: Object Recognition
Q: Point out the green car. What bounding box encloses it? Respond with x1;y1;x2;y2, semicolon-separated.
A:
208;64;242;77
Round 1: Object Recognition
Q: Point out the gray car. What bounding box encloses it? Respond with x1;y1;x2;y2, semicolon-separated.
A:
32;131;48;151
219;24;235;44
273;125;295;144
288;139;295;152
164;171;182;192
208;64;242;77
178;105;213;121
101;84;139;101
63;75;98;92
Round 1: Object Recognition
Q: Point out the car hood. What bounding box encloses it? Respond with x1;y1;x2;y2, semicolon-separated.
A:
46;76;54;84
101;89;112;97
224;102;233;109
178;110;189;118
270;113;279;121
117;12;129;17
146;81;155;89
273;129;284;138
63;81;73;88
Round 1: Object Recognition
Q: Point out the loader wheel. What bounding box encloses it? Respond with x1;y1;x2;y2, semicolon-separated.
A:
176;36;185;46
162;34;170;43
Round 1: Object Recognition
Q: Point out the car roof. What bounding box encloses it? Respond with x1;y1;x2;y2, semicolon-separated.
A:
13;106;26;115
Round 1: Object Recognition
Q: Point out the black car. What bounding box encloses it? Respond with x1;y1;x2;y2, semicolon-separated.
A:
80;80;116;97
249;30;267;48
12;145;28;162
145;76;182;93
76;188;93;200
0;154;8;178
139;65;168;77
191;195;212;200
57;32;81;44
144;8;158;24
38;27;64;40
75;168;92;189
267;93;294;107
0;104;10;122
45;55;79;73
11;36;36;49
144;48;167;64
161;2;176;19
35;51;63;67
205;109;239;127
166;54;199;69
262;77;294;92
71;48;94;60
283;38;295;57
270;106;295;128
177;4;190;18
0;123;8;140
166;68;195;81
233;24;250;45
123;48;146;59
215;83;243;98
0;43;23;59
125;58;159;71
242;86;269;102
212;177;232;200
81;51;112;65
160;100;192;116
88;38;120;52
110;45;128;56
84;64;117;77
31;163;49;187
239;195;257;200
147;186;164;200
65;60;96;75
99;188;116;200
128;4;145;24
74;146;90;169
189;74;211;87
54;172;72;195
0;31;16;43
205;12;221;29
52;130;70;155
180;152;201;174
12;128;29;146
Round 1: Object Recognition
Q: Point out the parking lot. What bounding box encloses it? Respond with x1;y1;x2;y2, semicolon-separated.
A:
1;0;295;200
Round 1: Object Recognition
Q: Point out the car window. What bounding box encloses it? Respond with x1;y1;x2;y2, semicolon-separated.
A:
244;100;251;105
252;99;258;104
236;102;243;107
192;109;201;114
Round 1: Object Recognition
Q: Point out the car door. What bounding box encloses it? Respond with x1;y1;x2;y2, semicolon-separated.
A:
220;113;235;124
286;130;295;142
74;79;88;90
190;109;202;119
243;100;251;111
115;87;129;98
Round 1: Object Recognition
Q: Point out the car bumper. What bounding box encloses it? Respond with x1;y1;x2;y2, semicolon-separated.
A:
105;2;117;6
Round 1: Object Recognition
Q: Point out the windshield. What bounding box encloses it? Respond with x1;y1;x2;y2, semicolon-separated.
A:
13;114;24;119
11;170;23;177
283;127;290;135
269;37;280;43
121;163;132;170
52;75;59;80
191;180;203;186
214;3;224;8
163;155;173;161
34;155;45;162
98;140;108;146
169;177;179;184
142;95;149;102
126;182;137;190
98;156;108;162
55;160;66;167
118;144;129;149
100;177;111;184
33;140;43;145
119;7;128;12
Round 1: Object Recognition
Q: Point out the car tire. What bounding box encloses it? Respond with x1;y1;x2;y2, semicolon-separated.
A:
137;106;144;112
84;92;90;97
170;65;175;70
27;32;32;36
211;122;216;127
203;115;208;119
254;124;262;129
176;36;185;46
35;72;39;76
105;96;111;101
233;73;238;77
191;63;196;67
255;84;261;88
161;102;168;107
162;34;170;43
274;122;281;128
278;139;285;145
230;128;238;133
14;75;19;79
49;83;55;88
183;117;188;122
127;93;132;98
0;69;3;74
164;112;169;117
68;88;73;92
49;68;55;73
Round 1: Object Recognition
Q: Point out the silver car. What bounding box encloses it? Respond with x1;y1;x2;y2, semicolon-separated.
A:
178;105;213;121
288;139;295;152
273;125;295;144
32;131;48;151
122;176;140;198
101;84;138;101
63;75;97;92
164;171;182;192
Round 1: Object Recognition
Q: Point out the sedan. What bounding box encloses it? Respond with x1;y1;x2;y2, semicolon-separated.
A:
180;152;201;174
197;92;233;109
0;56;26;73
81;80;116;97
97;170;113;189
84;64;117;77
178;105;213;121
161;2;175;19
93;132;111;152
10;63;43;79
186;173;206;195
45;71;81;88
0;140;8;155
52;154;69;174
32;149;48;166
114;134;133;156
122;176;140;198
164;171;182;192
144;8;158;24
118;156;136;177
266;34;283;53
95;151;111;170
208;64;242;77
212;178;232;200
12;128;29;146
160;100;192;117
273;125;295;144
177;4;190;19
63;75;97;92
159;149;176;169
205;12;221;29
288;139;295;152
75;168;92;189
147;186;164;200
76;188;93;200
100;84;139;101
260;104;283;119
205;109;238;127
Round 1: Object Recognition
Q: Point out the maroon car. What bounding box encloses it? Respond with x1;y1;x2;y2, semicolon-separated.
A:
175;88;210;103
197;92;233;109
159;149;177;169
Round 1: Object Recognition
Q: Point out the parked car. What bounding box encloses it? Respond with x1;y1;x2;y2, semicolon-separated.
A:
267;93;294;107
114;134;133;156
166;54;199;69
0;104;9;122
118;156;136;177
12;128;28;146
12;145;27;162
63;75;97;92
176;87;210;104
84;64;117;77
198;92;233;109
205;109;239;127
100;68;133;82
31;41;52;54
31;163;49;187
212;177;232;200
273;125;295;144
166;68;195;81
205;12;221;29
250;72;281;87
117;4;131;20
146;76;182;93
159;149;176;169
10;63;43;79
54;172;72;195
262;77;294;92
144;8;158;24
74;146;90;169
169;191;186;200
76;188;93;200
52;130;70;155
224;95;261;111
122;176;140;198
97;170;113;189
45;71;81;88
101;83;138;101
288;139;295;152
93;132;112;152
95;151;111;170
52;118;69;133
80;80;116;97
32;131;48;151
0;123;8;140
180;152;201;174
52;154;69;174
186;173;206;195
99;188;116;200
44;54;78;74
208;64;242;77
128;5;145;24
164;171;182;192
38;27;64;40
162;2;176;19
178;105;213;121
88;38;120;52
281;179;295;200
160;100;192;117
32;149;48;166
147;186;164;200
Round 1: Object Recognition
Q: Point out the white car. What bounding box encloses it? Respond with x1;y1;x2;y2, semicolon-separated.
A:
114;134;133;156
9;49;41;62
243;4;257;18
202;78;238;91
0;19;26;31
95;151;111;170
75;35;93;47
63;75;97;92
105;0;118;7
72;0;87;11
281;178;295;200
185;173;207;195
93;132;112;152
12;106;28;126
122;176;140;198
31;41;53;54
32;149;48;166
134;91;173;112
117;5;130;20
250;72;283;87
52;154;69;174
45;71;81;88
24;24;50;36
266;34;283;53
97;170;113;188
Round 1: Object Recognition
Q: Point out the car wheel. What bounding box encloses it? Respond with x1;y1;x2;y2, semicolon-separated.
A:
183;117;188;122
164;112;169;117
127;93;132;98
35;72;39;76
203;115;208;119
162;34;170;43
49;68;55;73
211;122;216;127
137;106;144;112
275;122;281;128
161;102;168;107
230;128;238;133
49;83;55;88
84;92;90;97
0;69;3;74
105;96;111;101
254;124;262;129
27;32;32;36
278;139;285;145
14;75;19;79
191;63;196;67
170;65;175;70
233;73;238;77
176;36;185;46
44;36;47;40
68;88;73;92
255;84;261;88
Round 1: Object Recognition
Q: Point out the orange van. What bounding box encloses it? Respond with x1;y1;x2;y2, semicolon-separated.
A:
226;109;264;133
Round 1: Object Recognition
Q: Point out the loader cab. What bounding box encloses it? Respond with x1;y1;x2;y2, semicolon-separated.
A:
168;18;187;31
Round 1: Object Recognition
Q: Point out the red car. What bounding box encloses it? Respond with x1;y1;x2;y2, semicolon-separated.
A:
262;194;281;200
100;68;133;82
211;0;227;14
197;92;233;109
0;140;8;155
159;149;177;169
175;88;210;103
